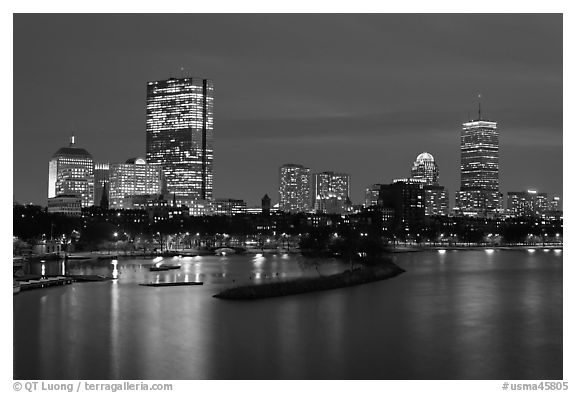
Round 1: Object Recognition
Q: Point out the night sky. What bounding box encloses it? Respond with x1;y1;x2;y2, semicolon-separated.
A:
13;14;562;207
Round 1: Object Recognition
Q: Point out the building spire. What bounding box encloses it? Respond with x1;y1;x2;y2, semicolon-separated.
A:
70;133;76;147
478;93;482;120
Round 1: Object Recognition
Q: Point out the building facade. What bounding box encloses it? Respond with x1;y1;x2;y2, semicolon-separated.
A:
279;164;311;213
94;163;110;207
456;106;501;217
365;184;382;207
411;152;439;185
146;77;214;202
48;136;94;207
423;185;449;216
507;190;548;218
409;152;449;216
379;180;425;236
108;158;163;209
213;198;247;215
47;194;82;216
313;171;350;214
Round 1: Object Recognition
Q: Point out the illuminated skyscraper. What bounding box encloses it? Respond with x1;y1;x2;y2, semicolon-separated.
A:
48;136;94;207
279;164;311;213
313;171;350;213
507;190;548;218
108;158;164;209
146;77;214;201
411;152;439;185
409;152;448;216
455;100;501;217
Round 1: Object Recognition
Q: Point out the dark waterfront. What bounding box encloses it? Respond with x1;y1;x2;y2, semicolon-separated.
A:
13;250;562;380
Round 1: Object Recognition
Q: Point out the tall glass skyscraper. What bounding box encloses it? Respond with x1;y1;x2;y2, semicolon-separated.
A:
146;77;214;201
279;164;311;213
48;136;94;207
456;103;501;217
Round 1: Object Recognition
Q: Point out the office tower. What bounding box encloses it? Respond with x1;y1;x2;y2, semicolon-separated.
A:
48;136;94;207
411;152;439;185
146;77;214;202
108;158;164;209
279;164;311;213
408;152;449;216
507;190;549;218
94;163;110;207
455;101;501;217
379;180;425;236
313;171;350;214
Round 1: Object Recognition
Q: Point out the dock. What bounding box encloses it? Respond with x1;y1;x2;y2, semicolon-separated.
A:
139;282;203;287
66;274;116;282
18;276;73;291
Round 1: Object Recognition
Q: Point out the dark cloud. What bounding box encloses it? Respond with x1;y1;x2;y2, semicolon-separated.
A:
13;14;562;206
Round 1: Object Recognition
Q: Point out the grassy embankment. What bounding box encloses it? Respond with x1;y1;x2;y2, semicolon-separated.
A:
213;258;405;300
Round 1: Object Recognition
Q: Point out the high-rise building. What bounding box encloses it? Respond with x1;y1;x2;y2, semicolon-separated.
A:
48;136;94;207
108;158;163;209
408;153;449;216
423;185;449;216
379;180;425;236
411;152;439;185
94;163;110;207
146;77;214;202
365;184;383;207
279;164;311;213
507;190;549;218
455;101;501;217
313;171;350;214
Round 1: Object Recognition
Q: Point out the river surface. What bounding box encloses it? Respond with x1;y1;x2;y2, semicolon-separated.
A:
13;249;563;380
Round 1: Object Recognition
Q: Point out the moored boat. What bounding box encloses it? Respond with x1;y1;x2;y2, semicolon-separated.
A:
149;265;181;271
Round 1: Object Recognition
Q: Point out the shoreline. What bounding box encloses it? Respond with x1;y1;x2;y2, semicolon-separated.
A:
14;243;562;263
386;244;563;253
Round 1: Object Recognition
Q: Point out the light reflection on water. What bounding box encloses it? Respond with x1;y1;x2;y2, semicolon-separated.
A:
14;251;562;380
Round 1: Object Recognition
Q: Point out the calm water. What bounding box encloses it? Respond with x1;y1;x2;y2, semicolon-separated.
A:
13;250;563;380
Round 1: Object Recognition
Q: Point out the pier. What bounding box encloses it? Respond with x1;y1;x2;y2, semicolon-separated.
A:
17;276;73;291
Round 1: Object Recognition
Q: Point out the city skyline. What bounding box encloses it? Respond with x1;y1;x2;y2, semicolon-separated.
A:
14;14;562;206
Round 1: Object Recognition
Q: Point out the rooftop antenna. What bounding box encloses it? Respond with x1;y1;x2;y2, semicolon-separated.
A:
70;132;76;147
478;93;482;120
